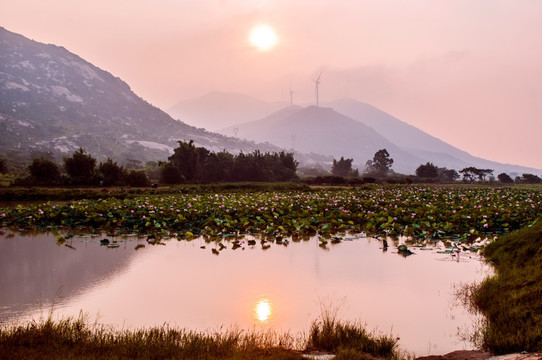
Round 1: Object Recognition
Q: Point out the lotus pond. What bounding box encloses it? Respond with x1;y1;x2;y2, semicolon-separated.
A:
1;186;541;355
1;186;541;240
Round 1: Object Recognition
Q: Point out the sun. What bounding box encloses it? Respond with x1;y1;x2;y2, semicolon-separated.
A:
254;298;272;323
249;24;278;51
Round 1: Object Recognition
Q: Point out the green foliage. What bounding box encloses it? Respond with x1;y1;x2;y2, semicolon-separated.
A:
471;217;542;353
2;186;541;242
438;168;460;182
29;157;61;182
0;157;7;174
161;140;298;184
459;167;494;183
63;148;97;185
515;173;542;184
168;140;204;181
415;162;438;179
97;158;125;186
125;170;151;187
331;157;353;178
497;173;514;184
365;149;393;176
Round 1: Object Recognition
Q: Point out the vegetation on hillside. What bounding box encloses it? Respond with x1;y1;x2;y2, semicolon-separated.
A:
469;217;542;353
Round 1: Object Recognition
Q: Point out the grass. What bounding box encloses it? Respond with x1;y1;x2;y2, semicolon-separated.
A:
305;303;400;359
0;310;406;360
469;216;542;353
0;314;301;360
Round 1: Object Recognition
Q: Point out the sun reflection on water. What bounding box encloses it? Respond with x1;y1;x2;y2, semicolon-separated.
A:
254;298;272;323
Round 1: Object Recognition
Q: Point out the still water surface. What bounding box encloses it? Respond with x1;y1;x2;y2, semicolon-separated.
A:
0;230;490;355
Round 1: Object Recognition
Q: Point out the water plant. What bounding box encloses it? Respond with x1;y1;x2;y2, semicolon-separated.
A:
1;186;541;245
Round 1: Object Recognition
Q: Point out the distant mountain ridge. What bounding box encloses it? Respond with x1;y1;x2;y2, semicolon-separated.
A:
167;91;288;131
221;105;423;174
215;97;540;175
0;27;284;165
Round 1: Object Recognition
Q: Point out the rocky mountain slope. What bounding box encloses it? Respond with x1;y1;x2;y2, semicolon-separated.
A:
0;27;282;165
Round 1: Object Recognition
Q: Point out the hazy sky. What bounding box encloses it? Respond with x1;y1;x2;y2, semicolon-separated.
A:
2;0;541;169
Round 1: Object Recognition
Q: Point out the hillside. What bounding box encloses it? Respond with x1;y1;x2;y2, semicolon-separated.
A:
327;98;541;175
0;27;282;166
220;105;423;174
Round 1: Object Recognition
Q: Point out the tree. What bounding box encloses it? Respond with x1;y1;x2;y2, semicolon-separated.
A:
459;167;493;183
168;140;207;182
0;157;7;174
476;169;494;182
438;168;459;182
64;148;96;184
160;162;183;184
415;162;439;179
98;158;125;186
368;149;393;175
125;170;151;187
29;157;60;181
459;167;478;183
516;173;542;184
497;173;514;184
331;157;353;178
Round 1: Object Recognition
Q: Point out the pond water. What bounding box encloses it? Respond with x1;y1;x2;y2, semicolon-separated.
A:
0;230;491;355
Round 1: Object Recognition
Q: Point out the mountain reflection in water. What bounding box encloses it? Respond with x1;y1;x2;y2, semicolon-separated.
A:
0;231;491;355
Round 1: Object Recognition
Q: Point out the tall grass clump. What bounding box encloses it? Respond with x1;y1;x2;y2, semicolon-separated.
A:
471;217;542;353
0;314;302;360
306;304;399;359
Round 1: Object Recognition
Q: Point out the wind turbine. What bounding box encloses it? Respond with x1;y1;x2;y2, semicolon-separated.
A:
289;87;295;105
314;72;322;107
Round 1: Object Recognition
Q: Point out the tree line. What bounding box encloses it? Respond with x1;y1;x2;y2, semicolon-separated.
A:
12;148;151;187
322;149;542;185
160;140;298;184
1;144;540;186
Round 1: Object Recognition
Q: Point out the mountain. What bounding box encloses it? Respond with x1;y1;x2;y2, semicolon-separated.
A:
326;98;541;175
220;105;423;174
167;91;288;132
0;27;283;166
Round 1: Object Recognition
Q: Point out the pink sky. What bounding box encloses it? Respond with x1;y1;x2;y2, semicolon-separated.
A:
2;0;541;169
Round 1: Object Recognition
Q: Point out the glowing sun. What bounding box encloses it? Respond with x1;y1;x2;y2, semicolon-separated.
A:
249;24;278;51
254;298;272;323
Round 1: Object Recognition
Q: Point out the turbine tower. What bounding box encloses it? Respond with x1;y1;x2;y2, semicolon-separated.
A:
314;72;322;107
289;87;295;105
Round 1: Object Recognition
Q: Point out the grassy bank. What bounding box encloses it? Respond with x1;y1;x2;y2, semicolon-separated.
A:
0;313;401;360
470;217;542;353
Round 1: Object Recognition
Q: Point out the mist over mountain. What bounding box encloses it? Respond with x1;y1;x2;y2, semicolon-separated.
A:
0;27;283;165
325;98;541;175
220;105;422;173
215;96;540;175
167;91;287;131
